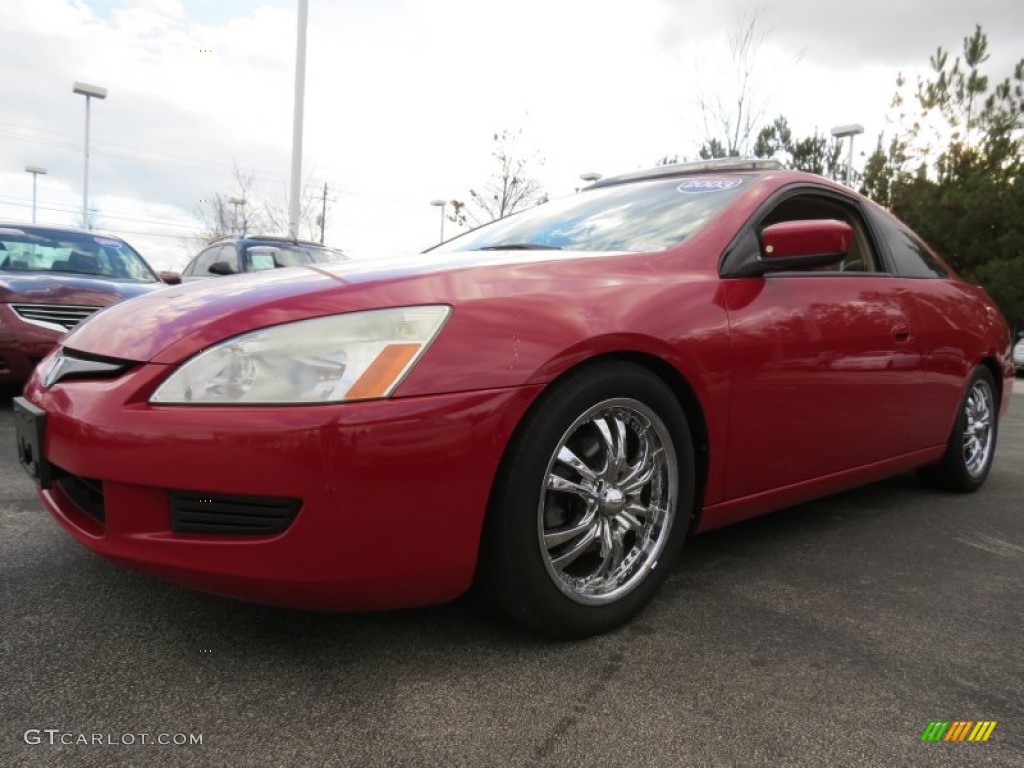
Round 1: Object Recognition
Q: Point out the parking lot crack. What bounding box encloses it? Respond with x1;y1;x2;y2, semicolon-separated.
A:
531;650;625;764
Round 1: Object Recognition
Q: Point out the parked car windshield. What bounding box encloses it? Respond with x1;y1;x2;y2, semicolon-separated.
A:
247;244;346;271
0;226;157;282
433;175;750;254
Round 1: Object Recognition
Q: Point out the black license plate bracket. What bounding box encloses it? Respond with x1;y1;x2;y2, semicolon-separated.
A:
13;397;55;489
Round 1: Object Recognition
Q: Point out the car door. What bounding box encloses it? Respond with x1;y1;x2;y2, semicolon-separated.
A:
866;205;1008;446
720;189;927;500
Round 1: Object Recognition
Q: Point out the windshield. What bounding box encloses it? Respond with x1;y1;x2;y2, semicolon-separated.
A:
434;175;749;254
0;226;157;282
246;244;347;271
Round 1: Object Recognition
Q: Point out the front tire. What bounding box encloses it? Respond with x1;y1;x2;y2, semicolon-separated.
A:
478;361;695;638
918;366;998;492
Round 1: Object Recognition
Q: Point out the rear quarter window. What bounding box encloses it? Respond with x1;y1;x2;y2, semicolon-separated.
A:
871;209;951;278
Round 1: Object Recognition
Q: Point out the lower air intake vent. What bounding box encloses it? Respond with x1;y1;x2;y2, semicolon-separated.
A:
170;492;301;535
56;472;105;524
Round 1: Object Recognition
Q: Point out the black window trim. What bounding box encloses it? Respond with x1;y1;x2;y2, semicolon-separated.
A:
862;202;952;280
188;246;220;276
219;243;240;273
718;183;896;278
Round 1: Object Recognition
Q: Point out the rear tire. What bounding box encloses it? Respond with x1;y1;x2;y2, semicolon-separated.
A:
478;361;695;638
917;366;998;493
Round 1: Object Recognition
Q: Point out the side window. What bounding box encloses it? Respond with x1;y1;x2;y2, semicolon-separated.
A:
871;210;950;278
246;247;278;272
189;247;219;275
219;245;240;273
759;194;882;273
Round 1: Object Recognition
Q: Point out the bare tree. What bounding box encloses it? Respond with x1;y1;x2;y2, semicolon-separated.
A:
451;128;547;228
189;164;323;247
695;7;770;158
74;206;102;231
261;181;323;243
191;165;266;244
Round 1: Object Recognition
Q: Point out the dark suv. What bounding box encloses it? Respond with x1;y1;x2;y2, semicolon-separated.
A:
181;236;346;281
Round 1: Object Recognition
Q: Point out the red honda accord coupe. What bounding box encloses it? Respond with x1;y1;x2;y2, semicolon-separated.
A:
14;160;1014;638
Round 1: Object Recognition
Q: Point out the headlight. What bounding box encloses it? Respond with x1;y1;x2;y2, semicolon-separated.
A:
150;305;450;404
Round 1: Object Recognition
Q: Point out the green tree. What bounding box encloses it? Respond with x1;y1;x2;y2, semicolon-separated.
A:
698;138;731;160
753;115;844;179
860;26;1024;330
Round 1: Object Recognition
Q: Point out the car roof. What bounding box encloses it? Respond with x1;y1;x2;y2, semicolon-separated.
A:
587;158;784;190
209;235;331;248
0;222;128;240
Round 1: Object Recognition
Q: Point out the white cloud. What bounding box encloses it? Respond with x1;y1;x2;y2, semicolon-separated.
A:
1;0;1021;270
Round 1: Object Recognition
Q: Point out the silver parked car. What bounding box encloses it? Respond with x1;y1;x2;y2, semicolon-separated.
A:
1013;333;1024;375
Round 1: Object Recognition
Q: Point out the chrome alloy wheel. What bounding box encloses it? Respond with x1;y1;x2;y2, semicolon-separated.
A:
962;378;995;477
538;398;678;605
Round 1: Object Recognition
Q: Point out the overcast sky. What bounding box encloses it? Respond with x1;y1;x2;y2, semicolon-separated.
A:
1;0;1022;270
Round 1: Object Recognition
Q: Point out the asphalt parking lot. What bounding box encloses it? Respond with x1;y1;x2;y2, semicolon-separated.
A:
2;382;1022;768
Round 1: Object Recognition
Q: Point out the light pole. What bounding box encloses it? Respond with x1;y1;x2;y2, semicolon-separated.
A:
430;199;447;243
25;166;47;223
229;197;247;237
830;124;864;187
288;0;309;239
73;81;107;230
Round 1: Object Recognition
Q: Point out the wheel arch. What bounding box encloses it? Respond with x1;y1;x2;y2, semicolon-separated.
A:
601;351;711;532
978;355;1004;408
497;350;712;535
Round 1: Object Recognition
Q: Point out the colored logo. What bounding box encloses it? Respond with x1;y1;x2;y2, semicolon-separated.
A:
677;177;743;193
920;721;997;742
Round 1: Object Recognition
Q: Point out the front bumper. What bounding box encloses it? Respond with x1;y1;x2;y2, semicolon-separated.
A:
23;361;541;610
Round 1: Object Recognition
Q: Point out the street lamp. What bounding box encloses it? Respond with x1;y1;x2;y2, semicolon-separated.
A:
830;123;864;187
430;199;447;243
73;81;108;230
577;172;602;193
288;0;309;239
24;166;47;223
229;197;247;237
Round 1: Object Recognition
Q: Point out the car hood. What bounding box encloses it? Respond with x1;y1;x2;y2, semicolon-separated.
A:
60;247;662;365
0;272;162;306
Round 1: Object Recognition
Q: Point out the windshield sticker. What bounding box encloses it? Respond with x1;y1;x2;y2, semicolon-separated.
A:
677;177;743;194
93;237;122;248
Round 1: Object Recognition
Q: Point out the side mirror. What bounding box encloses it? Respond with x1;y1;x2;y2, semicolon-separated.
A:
758;219;852;272
158;270;181;285
208;261;235;276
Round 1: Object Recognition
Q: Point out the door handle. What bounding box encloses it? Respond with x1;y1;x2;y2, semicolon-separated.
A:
891;324;911;343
